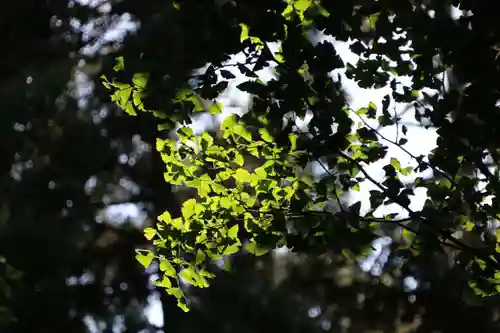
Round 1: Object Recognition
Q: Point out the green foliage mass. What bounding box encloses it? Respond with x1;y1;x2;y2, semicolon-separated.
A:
105;0;500;311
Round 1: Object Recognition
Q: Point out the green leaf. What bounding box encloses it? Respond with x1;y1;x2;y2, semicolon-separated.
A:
400;166;413;176
402;227;415;243
125;102;137;116
234;168;252;183
221;114;237;132
178;126;194;139
175;88;194;101
144;227;157;240
171;217;185;230
208;102;223;114
254;166;267;178
101;75;111;89
223;244;240;256
135;251;154;269
293;0;312;12
132;91;144;110
390;158;401;171
177;301;190;312
113;56;125;71
368;101;377;111
220;196;233;209
357;107;368;116
182;199;197;220
118;87;132;108
211;182;227;194
196;249;206;265
158;211;172;223
179;267;197;286
239;23;250;42
132;73;148;88
233;124;252;142
228;225;239;239
245;242;268;256
234;151;245;166
166;287;183;299
191;96;205;112
160;260;177;277
155;275;172;288
200;132;214;150
289;134;297;151
259;128;274;142
199;269;215;278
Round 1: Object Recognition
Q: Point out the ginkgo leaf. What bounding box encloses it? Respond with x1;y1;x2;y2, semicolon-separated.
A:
244;243;268;256
208;102;223;114
289;133;297;151
132;73;148;88
160;260;177;277
177;301;190;312
136;251;154;269
234;151;244;166
143;227;157;240
223;244;240;256
228;225;239;239
113;56;124;71
155;275;172;288
196;249;206;265
221;114;238;132
179;268;197;286
390;158;401;171
234;168;252;183
182;199;197;220
259;128;274;142
158;211;172;223
200;132;214;149
125;102;137;116
167;288;183;299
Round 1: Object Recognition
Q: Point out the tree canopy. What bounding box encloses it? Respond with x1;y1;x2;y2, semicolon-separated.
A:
4;0;500;332
104;0;500;316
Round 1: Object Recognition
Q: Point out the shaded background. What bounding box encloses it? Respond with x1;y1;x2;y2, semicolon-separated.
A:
0;1;500;333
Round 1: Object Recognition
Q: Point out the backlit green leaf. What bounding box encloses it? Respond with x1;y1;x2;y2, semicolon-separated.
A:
259;128;274;142
182;199;197;220
228;225;239;239
234;168;252;183
144;227;157;240
132;73;148;88
136;251;154;269
160;260;177;277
